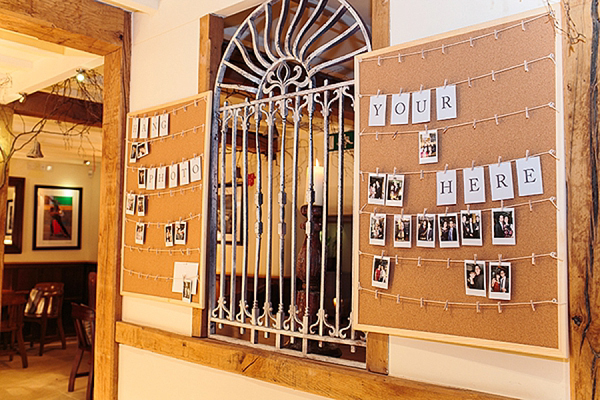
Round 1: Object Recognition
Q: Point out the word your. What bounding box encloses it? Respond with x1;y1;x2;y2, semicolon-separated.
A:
369;85;457;126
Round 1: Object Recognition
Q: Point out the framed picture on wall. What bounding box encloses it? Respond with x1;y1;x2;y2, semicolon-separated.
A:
217;184;242;245
33;185;82;250
5;177;25;254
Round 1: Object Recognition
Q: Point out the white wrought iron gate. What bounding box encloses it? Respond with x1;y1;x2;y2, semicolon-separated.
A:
208;0;371;366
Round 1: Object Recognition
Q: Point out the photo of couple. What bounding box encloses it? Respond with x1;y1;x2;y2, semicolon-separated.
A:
369;213;386;246
372;256;390;289
438;214;459;248
489;262;511;300
465;260;486;297
367;173;386;205
417;214;435;248
461;210;482;246
393;215;411;248
492;208;516;245
418;130;438;164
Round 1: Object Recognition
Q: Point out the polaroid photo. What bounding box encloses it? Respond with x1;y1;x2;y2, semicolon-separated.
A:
146;168;156;191
164;223;174;247
137;142;149;159
190;156;202;182
137;168;146;189
367;173;386;205
369;213;386;246
137;195;146;217
129;143;138;164
131;117;139;139
372;256;391;289
182;279;192;303
134;222;145;245
438;213;459;248
179;160;190;186
418;129;438;164
491;208;516;245
460;210;482;246
393;214;411;248
416;214;435;248
489;262;511;301
174;221;187;245
385;174;405;207
464;260;486;297
125;193;137;215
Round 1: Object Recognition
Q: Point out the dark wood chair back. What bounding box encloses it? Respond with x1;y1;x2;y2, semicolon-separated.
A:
24;282;67;356
69;303;95;399
1;291;28;368
88;272;97;310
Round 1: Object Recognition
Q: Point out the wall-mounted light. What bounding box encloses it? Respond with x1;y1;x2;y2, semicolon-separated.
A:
75;69;86;83
18;92;27;103
27;138;44;159
83;160;91;165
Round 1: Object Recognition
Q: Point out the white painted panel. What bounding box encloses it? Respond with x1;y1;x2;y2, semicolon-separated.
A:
118;345;329;400
389;336;569;400
122;296;192;336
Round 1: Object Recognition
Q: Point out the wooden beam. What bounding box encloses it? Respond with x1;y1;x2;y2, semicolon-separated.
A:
564;1;600;399
10;92;103;127
0;0;126;55
94;12;131;400
365;0;391;376
194;13;224;339
116;321;509;400
371;0;390;50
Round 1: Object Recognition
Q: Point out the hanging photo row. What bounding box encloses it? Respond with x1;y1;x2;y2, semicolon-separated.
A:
132;156;202;191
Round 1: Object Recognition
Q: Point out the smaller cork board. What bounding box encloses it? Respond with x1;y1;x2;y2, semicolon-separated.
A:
120;92;212;309
353;9;568;357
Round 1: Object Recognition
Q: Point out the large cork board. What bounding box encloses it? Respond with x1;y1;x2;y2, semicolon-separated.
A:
353;9;568;357
120;92;212;309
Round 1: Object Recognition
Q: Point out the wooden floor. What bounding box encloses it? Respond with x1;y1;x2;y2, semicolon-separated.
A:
0;338;89;399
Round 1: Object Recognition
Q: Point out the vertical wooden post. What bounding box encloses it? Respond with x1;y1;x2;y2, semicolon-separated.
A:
0;105;14;320
193;13;224;338
94;13;131;399
366;0;390;376
564;0;600;398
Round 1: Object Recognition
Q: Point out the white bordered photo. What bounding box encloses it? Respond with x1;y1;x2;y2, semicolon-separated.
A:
129;143;138;164
489;262;511;301
367;173;386;205
418;129;438;164
174;221;187;245
164;223;174;247
416;213;435;248
372;256;390;289
464;260;486;297
385;174;405;207
137;167;146;189
369;213;386;246
438;213;459;248
182;278;192;303
460;210;482;246
134;222;145;245
393;214;411;248
125;193;137;215
137;195;146;216
136;142;149;159
491;208;516;245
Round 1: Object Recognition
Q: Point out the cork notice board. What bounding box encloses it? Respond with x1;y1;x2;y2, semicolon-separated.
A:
353;9;568;357
120;92;212;309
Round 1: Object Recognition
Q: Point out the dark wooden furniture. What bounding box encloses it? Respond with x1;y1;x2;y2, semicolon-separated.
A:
23;282;66;356
1;291;28;368
88;272;97;309
69;303;95;400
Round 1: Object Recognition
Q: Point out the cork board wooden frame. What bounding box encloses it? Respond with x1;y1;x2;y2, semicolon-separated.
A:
120;91;212;309
353;8;568;358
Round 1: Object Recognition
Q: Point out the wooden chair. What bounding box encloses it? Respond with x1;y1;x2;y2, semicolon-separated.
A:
69;303;95;400
88;272;97;310
23;282;66;356
0;291;28;368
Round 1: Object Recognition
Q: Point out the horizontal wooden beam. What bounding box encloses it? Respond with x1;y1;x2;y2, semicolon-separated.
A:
0;0;127;55
116;322;509;400
10;92;103;127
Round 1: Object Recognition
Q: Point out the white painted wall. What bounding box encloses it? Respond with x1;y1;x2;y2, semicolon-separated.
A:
5;158;100;263
387;2;569;400
121;1;569;399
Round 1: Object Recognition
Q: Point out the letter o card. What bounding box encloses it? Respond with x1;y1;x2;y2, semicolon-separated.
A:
515;156;543;197
390;93;410;125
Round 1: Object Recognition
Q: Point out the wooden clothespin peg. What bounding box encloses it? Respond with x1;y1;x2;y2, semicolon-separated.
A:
521;20;526;31
377;56;381;66
491;70;496;81
532;253;536;265
494;30;499;39
395;255;398;264
377;89;381;96
501;199;504;210
473;119;477;129
400;208;404;218
393;167;397;176
444;79;448;88
381;250;385;258
446;258;451;269
469;37;474;47
524;60;529;72
444;164;448;173
468;76;472;87
361;172;365;181
444;300;449;311
376;167;380;175
375;290;379;299
498;156;502;166
420;297;424;308
398;53;402;63
471;160;476;171
445;207;449;216
529;200;533;212
376;132;379;141
392;131;398;140
525;107;530;119
397;294;401;304
467;204;471;213
498;254;503;264
420;84;424;93
420;170;424;180
530;300;536;311
441;44;445;55
423;208;427;216
474;253;477;263
494;114;499;125
526;149;530;160
497;302;502;313
421;49;425;59
417;256;422;267
476;301;481;313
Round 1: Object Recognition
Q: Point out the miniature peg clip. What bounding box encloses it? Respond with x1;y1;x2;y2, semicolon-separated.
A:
525;107;530;119
530;300;536;311
444;300;449;311
473;119;477;129
446;258;451;269
467;204;471;214
420;170;424;180
420;84;424;93
521;20;526;31
526;149;530;160
417;256;422;267
395;255;398;264
421;49;425;59
398;53;402;63
376;167;380;175
445;207;449;216
400;208;404;218
476;301;481;313
396;294;401;304
494;114;499;125
377;89;381;96
441;44;445;55
498;254;503;264
423;208;427;216
377;56;381;66
375;132;379;141
381;250;385;258
444;164;448;173
469;37;474;47
524;60;529;72
375;290;379;299
474;253;477;263
497;302;502;313
393;167;397;175
392;131;398;140
529;200;533;212
498;156;502;166
420;297;424;307
494;30;499;39
491;70;496;81
501;199;504;210
444;79;448;88
532;253;536;265
471;160;476;171
468;76;472;88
